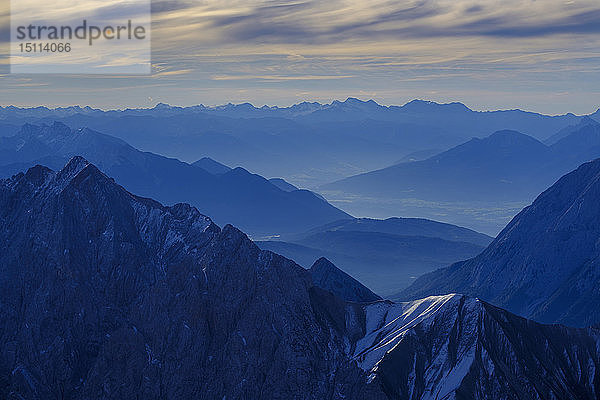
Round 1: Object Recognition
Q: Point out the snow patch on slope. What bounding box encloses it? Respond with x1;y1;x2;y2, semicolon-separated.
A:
355;294;484;398
355;294;461;371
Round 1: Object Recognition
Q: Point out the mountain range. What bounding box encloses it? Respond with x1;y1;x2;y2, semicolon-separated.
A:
0;99;587;187
399;157;600;327
1;158;599;399
0;122;350;237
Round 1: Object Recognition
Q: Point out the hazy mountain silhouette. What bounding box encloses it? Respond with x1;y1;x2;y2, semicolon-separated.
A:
323;123;600;235
0;99;583;187
545;116;600;145
268;178;299;192
324;130;553;202
0;123;351;237
258;217;491;296
292;217;493;247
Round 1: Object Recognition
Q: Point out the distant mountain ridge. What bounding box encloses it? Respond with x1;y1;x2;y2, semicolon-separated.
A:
0;98;584;125
258;217;491;296
545;116;599;145
324;130;553;202
0;122;351;237
192;157;231;174
293;217;493;247
399;158;600;327
0;98;585;187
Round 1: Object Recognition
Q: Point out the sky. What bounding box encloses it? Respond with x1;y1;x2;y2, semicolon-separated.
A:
0;0;599;115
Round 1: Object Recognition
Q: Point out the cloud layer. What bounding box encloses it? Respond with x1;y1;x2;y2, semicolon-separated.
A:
0;0;599;114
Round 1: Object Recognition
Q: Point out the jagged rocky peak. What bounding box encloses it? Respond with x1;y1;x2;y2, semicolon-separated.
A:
309;257;382;303
0;158;385;400
56;154;92;177
5;155;92;192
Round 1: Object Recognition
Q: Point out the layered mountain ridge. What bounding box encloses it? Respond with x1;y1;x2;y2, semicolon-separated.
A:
0;98;584;188
322;123;600;234
0;122;351;237
258;217;490;295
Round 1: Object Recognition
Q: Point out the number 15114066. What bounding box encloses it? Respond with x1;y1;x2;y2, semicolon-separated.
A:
19;42;72;53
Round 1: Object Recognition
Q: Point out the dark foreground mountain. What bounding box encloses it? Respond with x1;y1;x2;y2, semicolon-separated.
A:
258;218;490;296
0;123;351;237
399;158;600;327
0;158;383;399
1;159;599;399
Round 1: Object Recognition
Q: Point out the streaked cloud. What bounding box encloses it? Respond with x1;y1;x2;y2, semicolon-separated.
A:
150;0;600;45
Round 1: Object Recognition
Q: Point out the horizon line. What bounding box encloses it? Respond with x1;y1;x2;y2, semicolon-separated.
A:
1;97;598;117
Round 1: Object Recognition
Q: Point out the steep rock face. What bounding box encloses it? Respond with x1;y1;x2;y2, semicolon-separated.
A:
355;295;600;400
309;258;381;303
0;158;384;400
400;158;600;327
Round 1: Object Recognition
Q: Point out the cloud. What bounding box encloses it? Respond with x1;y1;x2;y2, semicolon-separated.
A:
150;0;600;46
1;0;599;114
